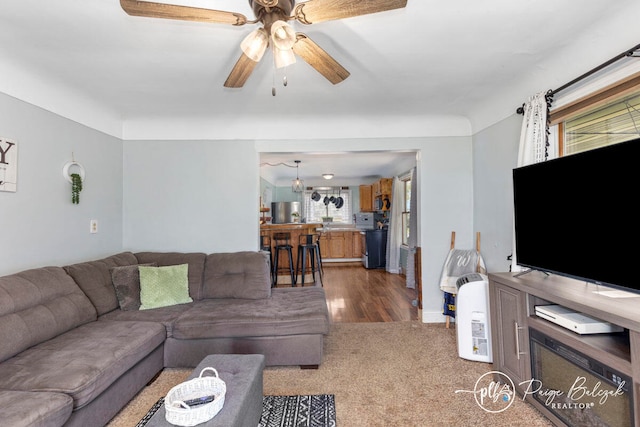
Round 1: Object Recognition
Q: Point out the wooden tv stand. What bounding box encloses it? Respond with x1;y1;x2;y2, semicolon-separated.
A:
489;271;640;426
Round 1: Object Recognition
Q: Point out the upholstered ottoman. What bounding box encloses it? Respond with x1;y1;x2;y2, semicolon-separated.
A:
145;354;265;427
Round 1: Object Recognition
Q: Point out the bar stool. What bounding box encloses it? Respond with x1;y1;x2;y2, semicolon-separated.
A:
316;231;325;275
259;235;273;287
296;233;323;287
272;232;296;287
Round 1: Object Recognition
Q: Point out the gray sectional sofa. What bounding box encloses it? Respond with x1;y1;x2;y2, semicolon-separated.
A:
0;251;330;427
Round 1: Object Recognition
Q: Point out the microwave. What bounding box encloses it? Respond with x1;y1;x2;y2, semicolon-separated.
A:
355;212;374;229
374;197;390;211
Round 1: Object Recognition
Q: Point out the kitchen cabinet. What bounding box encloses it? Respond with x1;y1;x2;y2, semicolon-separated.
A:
318;235;329;259
361;179;392;212
374;178;392;197
318;231;357;259
374;178;393;211
329;233;347;258
352;231;363;259
372;181;380;197
359;185;373;212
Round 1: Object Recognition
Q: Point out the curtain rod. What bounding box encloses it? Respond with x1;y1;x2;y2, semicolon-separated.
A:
516;42;640;114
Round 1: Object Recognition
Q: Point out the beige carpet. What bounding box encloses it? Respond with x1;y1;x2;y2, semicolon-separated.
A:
107;322;553;426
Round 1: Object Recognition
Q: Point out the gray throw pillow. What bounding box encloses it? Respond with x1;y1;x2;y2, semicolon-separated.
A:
110;263;156;311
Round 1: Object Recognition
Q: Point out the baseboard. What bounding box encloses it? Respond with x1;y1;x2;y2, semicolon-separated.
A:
421;310;450;324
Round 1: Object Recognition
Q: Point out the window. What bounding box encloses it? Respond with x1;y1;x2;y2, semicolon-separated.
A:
303;189;352;223
401;177;411;246
551;74;640;155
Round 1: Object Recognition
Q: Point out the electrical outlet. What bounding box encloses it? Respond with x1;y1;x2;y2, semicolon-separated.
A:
90;219;98;234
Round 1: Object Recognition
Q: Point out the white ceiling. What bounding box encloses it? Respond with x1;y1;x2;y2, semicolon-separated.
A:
260;150;417;186
1;0;639;182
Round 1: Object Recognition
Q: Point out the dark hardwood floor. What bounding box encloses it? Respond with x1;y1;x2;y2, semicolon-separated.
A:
276;262;419;322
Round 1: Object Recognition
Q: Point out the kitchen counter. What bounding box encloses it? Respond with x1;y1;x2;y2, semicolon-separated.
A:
260;223;323;230
316;227;357;232
260;223;323;285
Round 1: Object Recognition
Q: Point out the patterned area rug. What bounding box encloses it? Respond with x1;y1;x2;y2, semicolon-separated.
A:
137;394;336;427
259;395;336;427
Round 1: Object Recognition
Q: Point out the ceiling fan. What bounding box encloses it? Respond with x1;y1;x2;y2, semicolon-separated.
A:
120;0;408;89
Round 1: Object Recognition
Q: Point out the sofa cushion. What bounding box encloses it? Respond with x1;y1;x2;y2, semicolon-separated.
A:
64;252;139;315
202;251;271;300
110;263;157;311
172;287;330;340
135;252;206;300
0;390;73;427
0;267;97;363
99;301;194;337
139;264;193;310
0;320;165;410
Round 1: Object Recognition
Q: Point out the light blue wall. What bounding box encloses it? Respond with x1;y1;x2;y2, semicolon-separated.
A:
1;93;481;325
416;138;474;321
0;93;124;275
122;140;259;253
121;136;475;322
473;114;522;273
472;54;640;275
273;186;305;203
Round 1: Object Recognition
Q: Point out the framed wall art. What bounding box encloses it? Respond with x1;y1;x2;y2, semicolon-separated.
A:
0;138;18;192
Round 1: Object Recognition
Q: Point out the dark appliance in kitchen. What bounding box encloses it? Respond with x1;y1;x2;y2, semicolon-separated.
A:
362;229;387;269
356;212;388;269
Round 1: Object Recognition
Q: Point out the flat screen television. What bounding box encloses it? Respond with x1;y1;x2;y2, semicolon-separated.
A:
512;137;640;293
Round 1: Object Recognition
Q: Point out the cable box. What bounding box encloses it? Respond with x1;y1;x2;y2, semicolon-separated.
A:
534;304;624;335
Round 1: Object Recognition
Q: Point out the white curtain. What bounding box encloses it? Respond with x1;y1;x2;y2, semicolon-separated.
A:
406;167;418;289
511;91;555;272
386;176;403;274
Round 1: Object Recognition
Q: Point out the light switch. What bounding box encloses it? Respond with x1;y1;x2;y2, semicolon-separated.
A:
90;219;98;234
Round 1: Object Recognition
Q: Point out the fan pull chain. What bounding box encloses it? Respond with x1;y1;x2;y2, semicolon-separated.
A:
272;70;276;96
271;61;289;96
272;57;277;96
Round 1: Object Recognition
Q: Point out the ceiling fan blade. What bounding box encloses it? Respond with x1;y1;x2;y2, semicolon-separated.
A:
120;0;248;26
224;52;259;88
293;0;407;24
293;33;350;84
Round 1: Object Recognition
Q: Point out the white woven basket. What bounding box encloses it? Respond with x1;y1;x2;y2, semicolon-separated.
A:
164;367;226;426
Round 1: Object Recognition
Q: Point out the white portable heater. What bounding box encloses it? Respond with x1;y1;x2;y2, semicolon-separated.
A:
455;273;492;363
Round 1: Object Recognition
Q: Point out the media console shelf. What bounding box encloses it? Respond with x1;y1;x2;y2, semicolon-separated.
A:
489;271;640;427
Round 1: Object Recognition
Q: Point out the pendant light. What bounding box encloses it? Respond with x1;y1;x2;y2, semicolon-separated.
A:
292;160;304;193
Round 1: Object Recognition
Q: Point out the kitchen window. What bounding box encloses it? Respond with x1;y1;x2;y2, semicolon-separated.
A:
401;177;411;246
303;189;352;223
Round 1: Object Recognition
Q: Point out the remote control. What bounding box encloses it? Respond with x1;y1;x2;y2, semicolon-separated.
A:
183;395;215;407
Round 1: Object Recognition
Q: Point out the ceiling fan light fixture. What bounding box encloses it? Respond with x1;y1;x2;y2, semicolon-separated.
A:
273;45;296;68
240;27;269;62
270;20;296;50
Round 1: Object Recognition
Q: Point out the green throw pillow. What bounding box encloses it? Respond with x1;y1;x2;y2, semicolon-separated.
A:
139;264;193;310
